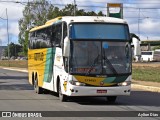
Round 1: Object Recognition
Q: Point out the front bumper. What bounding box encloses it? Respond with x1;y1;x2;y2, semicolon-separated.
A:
65;84;131;96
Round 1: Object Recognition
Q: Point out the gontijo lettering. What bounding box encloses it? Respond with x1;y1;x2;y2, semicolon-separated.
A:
85;79;96;82
34;52;44;61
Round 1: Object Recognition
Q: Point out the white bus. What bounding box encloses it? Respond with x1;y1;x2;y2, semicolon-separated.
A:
153;49;160;61
28;16;132;102
141;51;154;62
141;50;160;62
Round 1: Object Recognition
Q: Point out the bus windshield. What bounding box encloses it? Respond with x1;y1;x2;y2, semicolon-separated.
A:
70;41;132;76
70;23;129;40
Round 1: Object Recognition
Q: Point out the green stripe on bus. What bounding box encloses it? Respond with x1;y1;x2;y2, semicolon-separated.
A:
44;48;56;83
103;75;129;83
113;76;129;83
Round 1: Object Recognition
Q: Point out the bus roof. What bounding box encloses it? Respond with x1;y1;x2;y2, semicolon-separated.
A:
29;16;127;32
61;16;127;24
29;17;62;32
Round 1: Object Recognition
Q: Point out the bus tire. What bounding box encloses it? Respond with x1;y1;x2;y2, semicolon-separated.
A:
107;96;117;103
58;81;67;102
34;77;43;94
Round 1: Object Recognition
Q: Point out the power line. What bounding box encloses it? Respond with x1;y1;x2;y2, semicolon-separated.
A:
1;0;160;10
0;0;160;18
76;0;160;4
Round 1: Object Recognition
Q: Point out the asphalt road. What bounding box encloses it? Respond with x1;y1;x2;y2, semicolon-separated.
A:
0;68;160;120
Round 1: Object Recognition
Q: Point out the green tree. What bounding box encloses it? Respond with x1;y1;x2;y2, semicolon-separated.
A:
19;1;105;55
19;0;52;56
153;46;160;50
62;4;75;16
97;11;104;16
4;42;22;58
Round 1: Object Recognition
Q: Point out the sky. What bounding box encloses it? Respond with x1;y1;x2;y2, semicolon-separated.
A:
0;0;160;46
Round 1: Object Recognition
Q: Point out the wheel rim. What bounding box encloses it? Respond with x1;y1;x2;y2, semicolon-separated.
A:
34;80;36;89
34;79;37;93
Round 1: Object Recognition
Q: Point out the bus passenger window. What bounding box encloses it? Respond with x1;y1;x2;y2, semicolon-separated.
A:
51;25;56;46
51;23;62;47
55;23;62;46
29;32;35;49
63;22;67;40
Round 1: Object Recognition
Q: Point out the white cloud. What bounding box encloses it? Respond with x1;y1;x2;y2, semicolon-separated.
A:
140;19;160;40
128;18;160;40
9;22;19;36
0;26;8;45
128;22;138;33
141;19;160;33
0;21;20;45
0;2;23;20
0;1;23;45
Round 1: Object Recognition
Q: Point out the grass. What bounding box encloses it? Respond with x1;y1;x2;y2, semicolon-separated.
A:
132;66;160;83
0;60;27;68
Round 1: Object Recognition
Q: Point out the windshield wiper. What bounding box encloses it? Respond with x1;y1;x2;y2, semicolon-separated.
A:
85;54;100;76
102;49;118;75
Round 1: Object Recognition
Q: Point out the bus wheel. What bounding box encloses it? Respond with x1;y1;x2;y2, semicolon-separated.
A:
107;96;117;103
34;78;43;94
58;81;67;102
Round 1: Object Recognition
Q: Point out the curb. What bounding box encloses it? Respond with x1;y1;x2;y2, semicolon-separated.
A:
1;67;28;73
132;84;160;93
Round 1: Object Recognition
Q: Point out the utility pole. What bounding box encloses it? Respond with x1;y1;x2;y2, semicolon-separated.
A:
73;0;76;16
138;8;140;38
0;39;2;46
28;0;30;30
6;8;10;66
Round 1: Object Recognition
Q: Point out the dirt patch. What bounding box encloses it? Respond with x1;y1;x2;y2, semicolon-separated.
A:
0;60;27;68
132;79;160;87
132;62;160;67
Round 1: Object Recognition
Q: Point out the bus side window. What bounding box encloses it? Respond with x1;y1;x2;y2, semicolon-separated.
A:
46;27;51;48
41;28;50;48
55;23;62;47
51;23;62;47
33;31;37;49
63;22;67;41
35;30;42;49
51;25;56;46
29;32;35;49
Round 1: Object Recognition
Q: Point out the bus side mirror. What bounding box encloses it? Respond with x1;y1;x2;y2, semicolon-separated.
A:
63;37;70;57
130;33;134;43
129;36;132;43
130;33;140;43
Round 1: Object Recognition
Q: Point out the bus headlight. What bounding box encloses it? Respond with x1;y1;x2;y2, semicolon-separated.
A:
118;81;131;86
70;81;86;86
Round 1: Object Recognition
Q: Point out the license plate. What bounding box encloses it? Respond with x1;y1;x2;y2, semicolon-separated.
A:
97;90;107;93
